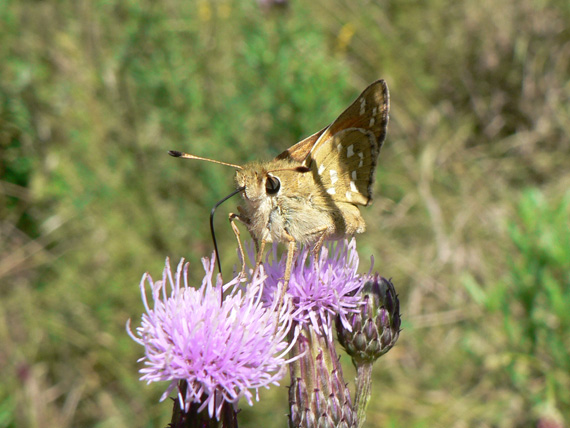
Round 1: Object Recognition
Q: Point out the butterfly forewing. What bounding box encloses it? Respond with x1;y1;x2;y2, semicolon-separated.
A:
309;128;379;205
313;79;389;150
276;80;389;164
305;80;389;206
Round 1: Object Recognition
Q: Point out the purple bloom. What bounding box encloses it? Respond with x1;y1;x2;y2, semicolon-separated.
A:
262;239;366;337
127;256;296;420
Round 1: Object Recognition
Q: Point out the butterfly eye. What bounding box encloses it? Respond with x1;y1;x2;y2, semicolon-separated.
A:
265;175;281;195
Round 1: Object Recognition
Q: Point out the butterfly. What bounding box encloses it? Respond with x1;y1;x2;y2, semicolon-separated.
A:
170;79;389;299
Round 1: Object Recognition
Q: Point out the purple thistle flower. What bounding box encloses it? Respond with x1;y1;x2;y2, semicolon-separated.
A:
262;239;366;337
127;255;297;420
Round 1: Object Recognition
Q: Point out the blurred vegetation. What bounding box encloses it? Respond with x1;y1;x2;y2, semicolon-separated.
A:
1;0;569;427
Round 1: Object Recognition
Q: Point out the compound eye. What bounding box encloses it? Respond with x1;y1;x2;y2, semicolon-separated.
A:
265;175;281;195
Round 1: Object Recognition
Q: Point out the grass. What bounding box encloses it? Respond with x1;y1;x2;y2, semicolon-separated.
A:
1;0;569;426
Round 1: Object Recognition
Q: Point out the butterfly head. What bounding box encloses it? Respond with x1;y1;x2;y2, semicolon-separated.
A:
235;163;268;204
236;161;310;205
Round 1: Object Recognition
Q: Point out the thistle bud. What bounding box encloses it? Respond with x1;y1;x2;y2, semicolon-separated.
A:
336;275;401;365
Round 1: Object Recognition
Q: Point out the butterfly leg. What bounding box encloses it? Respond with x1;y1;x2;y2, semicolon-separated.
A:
229;212;247;277
283;238;296;291
245;238;267;294
296;223;333;260
274;233;297;315
255;239;267;271
311;227;330;256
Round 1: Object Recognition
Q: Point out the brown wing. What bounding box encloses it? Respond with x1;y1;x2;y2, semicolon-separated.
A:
276;80;389;164
313;79;389;152
307;80;390;206
309;129;379;205
275;126;328;162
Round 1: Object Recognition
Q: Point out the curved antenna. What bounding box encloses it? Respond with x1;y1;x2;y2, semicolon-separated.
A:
168;150;242;170
210;186;246;274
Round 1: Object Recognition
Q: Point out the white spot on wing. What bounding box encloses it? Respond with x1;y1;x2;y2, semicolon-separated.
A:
352;171;357;180
346;191;352;201
347;144;354;157
369;118;375;127
330;169;338;184
318;164;325;175
372;107;377;116
358;152;364;167
350;181;358;192
337;143;342;152
327;188;336;195
359;98;366;115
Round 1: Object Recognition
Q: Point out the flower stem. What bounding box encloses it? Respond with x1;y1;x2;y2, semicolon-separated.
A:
354;362;374;428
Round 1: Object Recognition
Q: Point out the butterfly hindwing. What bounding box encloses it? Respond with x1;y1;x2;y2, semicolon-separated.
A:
275;126;327;162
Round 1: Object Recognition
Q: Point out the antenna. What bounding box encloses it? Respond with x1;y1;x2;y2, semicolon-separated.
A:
168;150;242;169
169;150;245;274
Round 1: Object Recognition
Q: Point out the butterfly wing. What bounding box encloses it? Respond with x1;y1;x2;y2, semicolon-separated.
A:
314;79;389;147
307;80;390;206
275;126;327;162
276;80;389;166
308;128;380;205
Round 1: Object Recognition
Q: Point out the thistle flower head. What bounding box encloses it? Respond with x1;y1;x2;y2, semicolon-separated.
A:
262;239;365;336
127;256;296;420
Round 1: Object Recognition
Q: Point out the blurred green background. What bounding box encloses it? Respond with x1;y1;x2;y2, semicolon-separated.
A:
1;0;569;427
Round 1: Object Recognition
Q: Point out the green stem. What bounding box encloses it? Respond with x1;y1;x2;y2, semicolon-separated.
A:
354;362;374;428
